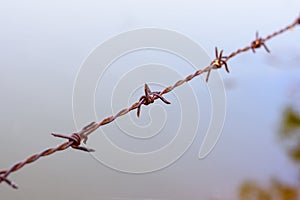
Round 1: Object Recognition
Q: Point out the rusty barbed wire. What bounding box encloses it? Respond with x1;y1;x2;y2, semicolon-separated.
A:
137;83;171;117
1;15;300;189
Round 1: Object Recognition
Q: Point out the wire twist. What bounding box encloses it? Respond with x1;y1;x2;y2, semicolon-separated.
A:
137;83;171;117
251;31;270;53
1;14;300;189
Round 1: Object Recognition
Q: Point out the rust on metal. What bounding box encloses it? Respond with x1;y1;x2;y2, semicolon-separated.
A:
1;14;300;189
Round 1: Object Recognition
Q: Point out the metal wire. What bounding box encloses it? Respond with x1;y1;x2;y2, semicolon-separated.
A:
1;15;299;189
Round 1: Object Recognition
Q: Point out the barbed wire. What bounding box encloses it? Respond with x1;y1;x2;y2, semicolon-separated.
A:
1;15;299;189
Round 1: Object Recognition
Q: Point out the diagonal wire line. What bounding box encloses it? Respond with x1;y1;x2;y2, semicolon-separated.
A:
1;15;299;189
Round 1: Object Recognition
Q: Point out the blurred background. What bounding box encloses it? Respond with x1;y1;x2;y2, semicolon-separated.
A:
1;0;300;199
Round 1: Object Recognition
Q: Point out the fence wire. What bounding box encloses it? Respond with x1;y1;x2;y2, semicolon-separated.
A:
1;15;299;189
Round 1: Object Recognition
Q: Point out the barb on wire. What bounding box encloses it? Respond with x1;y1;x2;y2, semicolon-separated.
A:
251;31;270;53
51;133;95;152
0;121;99;189
137;83;171;117
1;14;300;189
206;47;230;82
0;175;17;189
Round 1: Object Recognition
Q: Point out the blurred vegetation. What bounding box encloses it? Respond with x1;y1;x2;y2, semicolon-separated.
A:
280;107;300;162
238;106;300;200
280;107;300;136
239;179;298;200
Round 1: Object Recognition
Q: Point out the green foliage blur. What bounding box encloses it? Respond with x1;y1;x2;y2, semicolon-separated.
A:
239;179;297;200
280;107;300;162
238;106;300;200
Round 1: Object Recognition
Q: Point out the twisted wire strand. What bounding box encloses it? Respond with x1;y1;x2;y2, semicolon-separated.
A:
1;15;299;189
